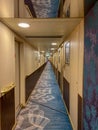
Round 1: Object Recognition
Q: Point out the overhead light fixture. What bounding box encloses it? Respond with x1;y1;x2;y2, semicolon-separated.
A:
18;23;30;28
51;48;55;51
51;43;57;45
41;51;45;53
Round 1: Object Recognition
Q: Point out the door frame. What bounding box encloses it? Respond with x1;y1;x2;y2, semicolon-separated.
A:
15;38;25;117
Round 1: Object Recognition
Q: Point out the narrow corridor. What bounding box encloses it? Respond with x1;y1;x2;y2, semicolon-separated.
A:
15;62;72;130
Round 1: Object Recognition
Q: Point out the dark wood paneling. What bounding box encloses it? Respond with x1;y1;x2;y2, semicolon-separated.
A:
58;71;61;87
0;88;15;130
25;63;46;101
63;77;69;112
78;94;83;130
0;97;1;130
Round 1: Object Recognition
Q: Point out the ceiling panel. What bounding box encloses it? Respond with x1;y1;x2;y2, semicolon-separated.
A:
1;18;82;52
26;37;61;51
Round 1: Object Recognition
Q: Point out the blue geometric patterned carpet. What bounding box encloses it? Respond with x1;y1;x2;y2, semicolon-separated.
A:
15;62;73;130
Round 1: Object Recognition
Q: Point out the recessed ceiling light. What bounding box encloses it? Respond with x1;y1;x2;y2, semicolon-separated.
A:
18;23;30;28
51;48;55;51
51;43;57;45
41;51;45;53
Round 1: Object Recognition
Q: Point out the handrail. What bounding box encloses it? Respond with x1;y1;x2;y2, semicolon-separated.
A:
1;83;15;96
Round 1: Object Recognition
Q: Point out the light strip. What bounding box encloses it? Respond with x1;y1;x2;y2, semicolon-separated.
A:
51;43;57;45
51;48;55;51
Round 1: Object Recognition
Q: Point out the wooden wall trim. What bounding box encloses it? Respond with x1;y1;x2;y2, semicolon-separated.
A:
58;71;61;87
78;94;83;130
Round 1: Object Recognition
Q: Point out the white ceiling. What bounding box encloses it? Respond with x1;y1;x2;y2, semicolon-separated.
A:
1;18;82;53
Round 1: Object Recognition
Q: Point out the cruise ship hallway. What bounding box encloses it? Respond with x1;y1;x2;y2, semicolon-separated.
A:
15;62;73;130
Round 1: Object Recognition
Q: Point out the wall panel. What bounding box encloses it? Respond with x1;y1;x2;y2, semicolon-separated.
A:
0;0;14;17
0;22;15;96
0;21;46;129
63;77;70;112
62;20;84;130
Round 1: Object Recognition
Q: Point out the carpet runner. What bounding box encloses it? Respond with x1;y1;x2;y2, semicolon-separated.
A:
15;62;73;130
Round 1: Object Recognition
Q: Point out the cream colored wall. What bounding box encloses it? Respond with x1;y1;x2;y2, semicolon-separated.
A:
24;43;37;76
24;44;45;76
53;52;59;70
0;0;14;17
63;41;71;81
69;25;80;130
60;46;64;92
52;20;84;130
78;0;84;17
14;0;19;17
0;21;45;118
78;20;84;97
58;49;61;72
56;52;59;69
63;41;71;82
40;54;45;66
63;0;84;17
63;20;84;94
0;0;31;18
70;0;84;17
63;20;84;130
0;22;15;97
0;22;25;116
